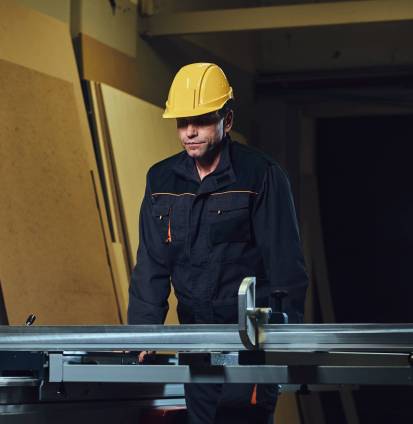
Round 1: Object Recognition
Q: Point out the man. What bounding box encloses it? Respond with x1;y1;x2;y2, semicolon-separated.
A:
128;63;308;423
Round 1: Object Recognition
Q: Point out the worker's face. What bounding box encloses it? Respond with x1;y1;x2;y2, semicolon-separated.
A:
177;110;233;161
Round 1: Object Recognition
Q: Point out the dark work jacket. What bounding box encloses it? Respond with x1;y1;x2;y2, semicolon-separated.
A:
128;137;308;325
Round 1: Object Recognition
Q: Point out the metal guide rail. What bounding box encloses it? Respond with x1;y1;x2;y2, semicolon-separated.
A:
1;324;413;352
0;278;412;386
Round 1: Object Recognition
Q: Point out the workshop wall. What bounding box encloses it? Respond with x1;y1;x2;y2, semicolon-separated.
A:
0;1;121;324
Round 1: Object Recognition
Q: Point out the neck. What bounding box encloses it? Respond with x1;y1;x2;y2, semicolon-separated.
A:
196;153;221;181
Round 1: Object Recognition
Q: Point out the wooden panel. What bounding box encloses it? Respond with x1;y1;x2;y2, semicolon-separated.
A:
89;82;131;322
111;242;130;321
0;59;119;324
0;1;123;323
98;83;181;324
0;1;94;166
275;393;301;424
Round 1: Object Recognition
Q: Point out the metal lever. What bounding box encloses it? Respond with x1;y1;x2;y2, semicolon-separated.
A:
238;277;271;350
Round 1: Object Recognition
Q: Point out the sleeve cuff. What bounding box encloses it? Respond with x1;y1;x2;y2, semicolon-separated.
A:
127;297;168;325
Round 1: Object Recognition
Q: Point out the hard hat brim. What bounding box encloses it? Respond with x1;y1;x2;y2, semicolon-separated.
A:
162;105;224;119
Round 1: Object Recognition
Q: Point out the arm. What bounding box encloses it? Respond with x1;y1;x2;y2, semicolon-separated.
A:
252;165;308;323
127;182;171;325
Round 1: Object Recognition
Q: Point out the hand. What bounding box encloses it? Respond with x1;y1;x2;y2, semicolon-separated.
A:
138;350;156;363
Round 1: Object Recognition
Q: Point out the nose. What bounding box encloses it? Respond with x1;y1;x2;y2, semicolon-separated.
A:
186;123;198;138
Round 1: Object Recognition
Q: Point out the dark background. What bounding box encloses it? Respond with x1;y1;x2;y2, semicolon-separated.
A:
316;114;413;423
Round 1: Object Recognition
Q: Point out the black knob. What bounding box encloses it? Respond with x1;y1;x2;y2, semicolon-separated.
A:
25;314;36;326
271;290;288;312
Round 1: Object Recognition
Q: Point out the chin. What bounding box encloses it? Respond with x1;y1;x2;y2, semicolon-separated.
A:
185;147;206;159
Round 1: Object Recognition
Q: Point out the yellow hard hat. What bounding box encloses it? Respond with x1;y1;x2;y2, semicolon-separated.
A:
163;63;233;118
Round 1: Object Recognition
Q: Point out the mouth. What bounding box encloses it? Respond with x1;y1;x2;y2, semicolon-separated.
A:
185;142;205;148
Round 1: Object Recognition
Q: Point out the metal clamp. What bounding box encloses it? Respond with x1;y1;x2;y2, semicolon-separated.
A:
238;277;271;350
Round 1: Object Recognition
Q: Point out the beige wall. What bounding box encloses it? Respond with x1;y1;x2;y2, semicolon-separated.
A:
14;0;70;22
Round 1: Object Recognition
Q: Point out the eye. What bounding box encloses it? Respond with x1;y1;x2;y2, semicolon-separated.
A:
194;114;221;126
176;113;221;128
177;118;189;128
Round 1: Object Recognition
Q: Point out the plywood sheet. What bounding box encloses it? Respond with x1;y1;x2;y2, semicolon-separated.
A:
90;82;128;248
111;242;130;322
88;82;131;322
0;1;124;323
275;393;301;424
99;83;181;324
0;59;120;324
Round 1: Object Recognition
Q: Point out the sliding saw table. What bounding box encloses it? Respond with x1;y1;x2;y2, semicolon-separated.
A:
0;277;412;422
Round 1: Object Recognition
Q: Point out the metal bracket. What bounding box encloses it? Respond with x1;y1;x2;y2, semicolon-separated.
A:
178;352;238;366
48;353;64;382
238;277;271;350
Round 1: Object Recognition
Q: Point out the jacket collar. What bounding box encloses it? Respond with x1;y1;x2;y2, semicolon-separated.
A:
173;135;236;194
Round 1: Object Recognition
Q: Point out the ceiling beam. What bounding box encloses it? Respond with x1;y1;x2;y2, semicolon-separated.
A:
139;0;413;37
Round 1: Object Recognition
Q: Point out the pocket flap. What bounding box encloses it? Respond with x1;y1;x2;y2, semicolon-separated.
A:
208;193;251;212
152;204;170;219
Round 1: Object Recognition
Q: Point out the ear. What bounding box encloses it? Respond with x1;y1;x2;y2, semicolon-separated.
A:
223;110;234;134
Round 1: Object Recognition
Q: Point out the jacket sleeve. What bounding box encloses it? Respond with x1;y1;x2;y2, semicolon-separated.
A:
127;182;171;325
252;164;308;323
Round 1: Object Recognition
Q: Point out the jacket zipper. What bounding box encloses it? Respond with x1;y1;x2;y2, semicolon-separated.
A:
166;207;172;243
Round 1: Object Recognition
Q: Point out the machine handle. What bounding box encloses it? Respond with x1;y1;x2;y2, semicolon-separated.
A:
270;290;289;324
238;277;272;350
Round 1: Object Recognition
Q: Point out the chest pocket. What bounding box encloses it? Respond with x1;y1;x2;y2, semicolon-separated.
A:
152;197;188;265
152;197;187;244
152;204;172;244
208;194;252;245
